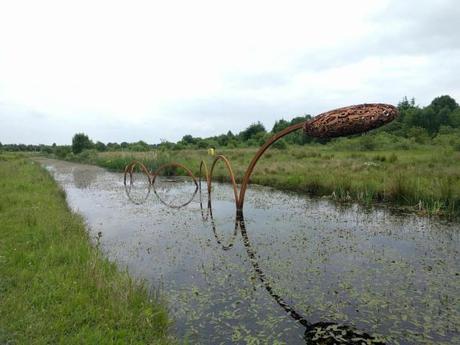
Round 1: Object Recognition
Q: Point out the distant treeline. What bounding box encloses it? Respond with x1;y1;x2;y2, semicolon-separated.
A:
2;95;460;155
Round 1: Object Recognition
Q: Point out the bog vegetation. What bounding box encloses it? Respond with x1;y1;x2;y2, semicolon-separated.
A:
2;95;460;216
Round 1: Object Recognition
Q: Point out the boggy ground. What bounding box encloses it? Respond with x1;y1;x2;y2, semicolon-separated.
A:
66;144;460;217
0;153;174;345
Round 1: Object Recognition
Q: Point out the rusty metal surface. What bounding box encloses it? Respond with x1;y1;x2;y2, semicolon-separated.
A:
303;103;398;138
123;161;198;208
123;161;152;205
124;103;398;211
151;162;199;208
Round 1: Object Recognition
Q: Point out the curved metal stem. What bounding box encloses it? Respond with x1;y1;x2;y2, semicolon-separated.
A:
209;154;240;208
238;122;305;209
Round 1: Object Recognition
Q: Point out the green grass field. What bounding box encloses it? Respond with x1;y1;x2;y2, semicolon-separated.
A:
0;153;173;344
66;144;460;217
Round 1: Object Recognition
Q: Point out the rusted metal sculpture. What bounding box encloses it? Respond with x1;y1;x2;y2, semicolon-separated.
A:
303;103;398;138
124;103;398;211
123;103;397;344
124;160;198;208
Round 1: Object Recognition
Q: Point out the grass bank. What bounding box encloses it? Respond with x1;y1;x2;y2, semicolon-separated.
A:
61;144;460;218
0;153;173;344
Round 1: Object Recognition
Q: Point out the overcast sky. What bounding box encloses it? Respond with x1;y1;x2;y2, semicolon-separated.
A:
1;0;459;145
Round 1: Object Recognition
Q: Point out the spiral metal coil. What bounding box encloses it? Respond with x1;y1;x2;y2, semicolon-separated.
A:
124;103;398;212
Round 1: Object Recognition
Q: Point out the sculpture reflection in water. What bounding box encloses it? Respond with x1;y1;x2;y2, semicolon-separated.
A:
204;201;385;345
123;103;398;344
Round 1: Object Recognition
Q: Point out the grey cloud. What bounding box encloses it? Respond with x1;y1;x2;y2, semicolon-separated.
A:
157;96;318;140
293;0;460;72
370;0;460;55
2;0;459;145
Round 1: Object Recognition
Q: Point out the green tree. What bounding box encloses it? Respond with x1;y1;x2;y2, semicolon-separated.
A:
398;96;416;111
272;119;289;133
430;95;458;113
181;135;196;145
72;133;93;154
240;122;266;141
196;139;209;149
438;106;451;127
290;115;311;125
448;108;460;128
130;140;149;152
106;142;120;151
216;134;229;146
95;141;106;152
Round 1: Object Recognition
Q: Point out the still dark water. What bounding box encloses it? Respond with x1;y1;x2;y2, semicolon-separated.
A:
39;159;459;345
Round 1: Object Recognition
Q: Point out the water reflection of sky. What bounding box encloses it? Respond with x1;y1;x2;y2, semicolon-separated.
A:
42;159;460;345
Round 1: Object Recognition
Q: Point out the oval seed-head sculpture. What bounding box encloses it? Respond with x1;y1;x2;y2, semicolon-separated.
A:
303;103;398;138
237;103;398;209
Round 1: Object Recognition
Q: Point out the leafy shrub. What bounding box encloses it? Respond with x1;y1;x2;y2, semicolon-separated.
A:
272;139;287;150
71;149;98;163
197;140;209;149
172;143;185;150
372;155;386;162
407;127;431;144
359;135;376;150
55;146;71;159
388;153;398;163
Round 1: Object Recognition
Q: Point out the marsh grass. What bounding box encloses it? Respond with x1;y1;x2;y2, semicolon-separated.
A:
0;153;173;344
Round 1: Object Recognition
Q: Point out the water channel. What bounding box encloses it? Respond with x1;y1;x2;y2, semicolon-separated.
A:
38;158;459;345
